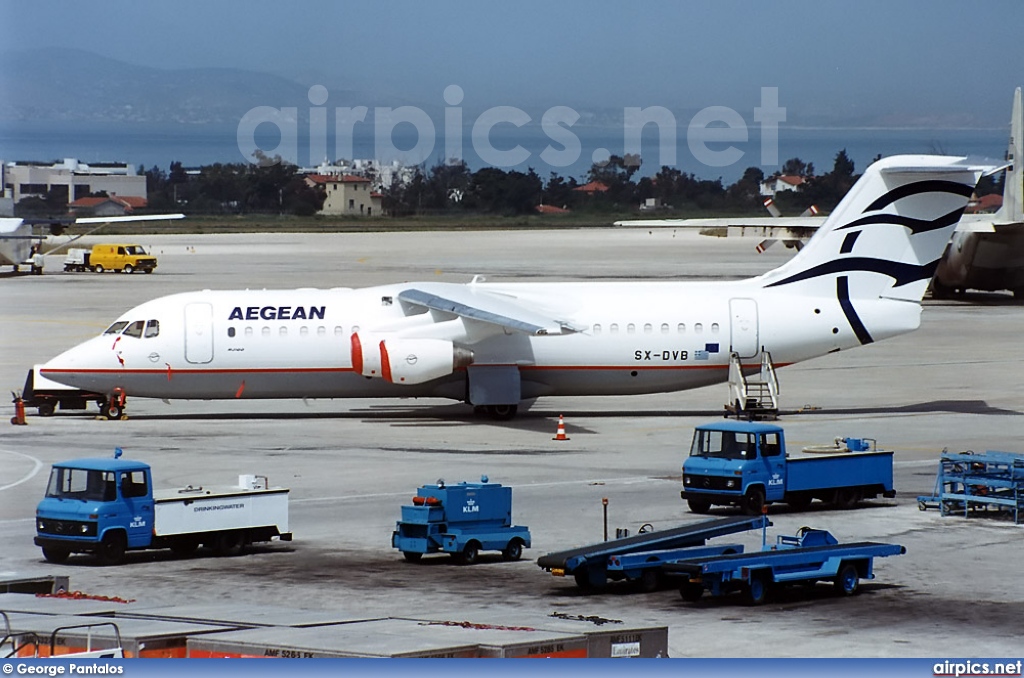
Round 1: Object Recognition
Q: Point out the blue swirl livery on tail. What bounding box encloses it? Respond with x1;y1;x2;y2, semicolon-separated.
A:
758;155;992;344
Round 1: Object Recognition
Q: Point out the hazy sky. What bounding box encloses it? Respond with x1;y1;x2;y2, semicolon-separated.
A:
3;0;1024;126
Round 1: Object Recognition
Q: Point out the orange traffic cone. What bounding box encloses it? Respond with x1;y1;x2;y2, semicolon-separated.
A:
11;396;27;426
552;414;570;441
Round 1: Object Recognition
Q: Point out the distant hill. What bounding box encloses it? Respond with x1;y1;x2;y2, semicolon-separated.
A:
0;48;372;124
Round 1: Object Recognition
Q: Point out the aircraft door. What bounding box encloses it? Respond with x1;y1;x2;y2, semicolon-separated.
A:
729;298;759;359
184;302;214;364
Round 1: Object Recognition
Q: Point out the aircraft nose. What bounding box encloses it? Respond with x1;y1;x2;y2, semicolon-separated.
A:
40;336;121;390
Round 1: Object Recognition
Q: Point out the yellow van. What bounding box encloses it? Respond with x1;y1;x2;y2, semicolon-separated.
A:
89;244;157;274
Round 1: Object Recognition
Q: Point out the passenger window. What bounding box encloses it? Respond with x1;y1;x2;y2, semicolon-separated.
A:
677;323;686;334
144;320;160;338
279;326;287;336
610;323;619;334
695;323;704;334
762;433;781;457
227;327;236;338
122;320;144;338
593;324;602;335
104;321;129;335
317;326;326;336
261;327;270;337
711;322;720;334
627;323;636;334
334;326;344;336
245;327;253;337
643;323;653;334
300;326;309;336
661;323;669;334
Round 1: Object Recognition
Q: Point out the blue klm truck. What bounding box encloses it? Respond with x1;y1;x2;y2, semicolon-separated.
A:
680;421;895;515
392;476;531;564
34;451;291;565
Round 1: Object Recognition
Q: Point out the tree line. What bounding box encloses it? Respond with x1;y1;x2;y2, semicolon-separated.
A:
17;148;1001;219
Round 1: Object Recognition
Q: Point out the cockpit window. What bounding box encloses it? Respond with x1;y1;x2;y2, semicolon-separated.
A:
104;321;130;335
144;319;160;338
122;320;145;338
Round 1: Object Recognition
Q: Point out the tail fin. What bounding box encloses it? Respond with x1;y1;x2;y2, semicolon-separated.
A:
759;155;990;303
995;86;1023;223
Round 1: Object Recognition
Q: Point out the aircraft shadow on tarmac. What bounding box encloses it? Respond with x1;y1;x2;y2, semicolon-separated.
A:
40;398;1020;427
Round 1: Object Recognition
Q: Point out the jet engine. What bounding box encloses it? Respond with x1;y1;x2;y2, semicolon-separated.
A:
351;333;474;385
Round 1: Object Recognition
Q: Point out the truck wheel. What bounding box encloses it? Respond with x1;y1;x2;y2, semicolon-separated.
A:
402;551;423;563
212;531;245;557
96;532;127;565
42;547;70;564
638;569;661;593
745;572;770;605
833;488;862;510
502;538;524;561
742;487;766;516
456;541;480;565
123;264;134;274
834;563;860;596
38;403;56;417
687;498;711;514
94;264;104;273
680;582;704;602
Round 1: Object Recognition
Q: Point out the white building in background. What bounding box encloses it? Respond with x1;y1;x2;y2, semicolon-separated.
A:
302;159;417;192
2;158;147;204
759;174;806;197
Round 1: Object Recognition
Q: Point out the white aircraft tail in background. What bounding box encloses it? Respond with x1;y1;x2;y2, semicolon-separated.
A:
41;155;990;420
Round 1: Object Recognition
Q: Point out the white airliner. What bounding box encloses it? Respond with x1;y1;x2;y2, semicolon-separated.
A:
40;155;992;419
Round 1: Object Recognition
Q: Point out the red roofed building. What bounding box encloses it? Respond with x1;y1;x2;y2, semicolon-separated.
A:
69;193;148;217
304;174;383;216
760;174;806;197
965;193;1002;214
572;181;610;195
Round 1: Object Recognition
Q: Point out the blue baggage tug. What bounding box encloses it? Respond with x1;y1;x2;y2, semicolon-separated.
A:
391;476;531;564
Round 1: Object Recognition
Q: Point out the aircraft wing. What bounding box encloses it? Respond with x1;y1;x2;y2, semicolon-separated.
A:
398;286;581;336
613;216;827;228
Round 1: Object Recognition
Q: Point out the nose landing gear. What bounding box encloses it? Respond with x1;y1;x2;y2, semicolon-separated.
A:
99;388;128;420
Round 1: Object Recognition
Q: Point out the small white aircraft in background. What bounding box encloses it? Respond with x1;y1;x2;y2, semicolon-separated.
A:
40;155;993;420
0;214;184;274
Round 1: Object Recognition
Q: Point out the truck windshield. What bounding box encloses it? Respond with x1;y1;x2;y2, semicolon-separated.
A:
45;467;117;502
689;430;756;460
124;245;147;255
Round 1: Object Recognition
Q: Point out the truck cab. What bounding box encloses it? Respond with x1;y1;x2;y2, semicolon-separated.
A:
681;422;785;515
35;457;154;565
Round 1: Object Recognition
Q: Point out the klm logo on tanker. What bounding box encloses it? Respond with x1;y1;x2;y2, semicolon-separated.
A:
228;305;327;321
463;499;479;514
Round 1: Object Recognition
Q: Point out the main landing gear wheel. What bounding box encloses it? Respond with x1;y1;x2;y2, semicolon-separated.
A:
484;404;518;420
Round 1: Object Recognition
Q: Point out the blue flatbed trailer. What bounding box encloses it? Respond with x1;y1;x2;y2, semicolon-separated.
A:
537;515;769;589
605;543;745;592
662;528;905;605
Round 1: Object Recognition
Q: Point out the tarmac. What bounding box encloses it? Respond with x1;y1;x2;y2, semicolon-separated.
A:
1;227;1023;657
